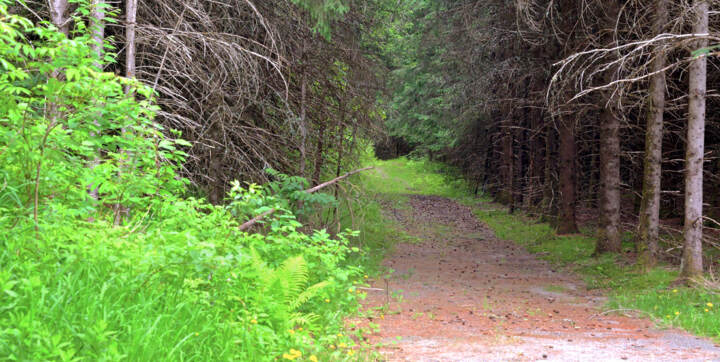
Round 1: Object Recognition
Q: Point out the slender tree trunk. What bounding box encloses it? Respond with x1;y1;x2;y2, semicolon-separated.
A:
90;0;104;65
517;106;529;211
47;0;69;118
596;105;621;253
528;109;544;209
312;121;327;186
483;125;496;195
502;120;514;210
557;117;579;234
540;119;557;221
88;0;104;202
125;0;137;83
588;136;599;207
40;0;70;226
332;114;346;233
680;0;708;281
554;0;580;233
111;0;137;225
48;0;70;35
595;1;622;254
298;40;308;178
637;0;668;269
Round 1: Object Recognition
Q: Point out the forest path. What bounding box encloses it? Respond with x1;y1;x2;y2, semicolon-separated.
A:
357;193;720;361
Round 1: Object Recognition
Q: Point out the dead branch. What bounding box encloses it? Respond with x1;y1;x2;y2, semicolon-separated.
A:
238;167;373;231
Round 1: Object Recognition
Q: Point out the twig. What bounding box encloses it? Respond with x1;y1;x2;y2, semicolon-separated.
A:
592;308;653;318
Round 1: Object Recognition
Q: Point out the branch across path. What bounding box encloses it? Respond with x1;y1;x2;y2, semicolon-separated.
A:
354;192;720;361
239;167;373;231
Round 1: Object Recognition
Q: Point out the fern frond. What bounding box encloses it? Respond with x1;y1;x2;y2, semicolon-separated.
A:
288;312;319;327
289;281;330;311
278;255;309;304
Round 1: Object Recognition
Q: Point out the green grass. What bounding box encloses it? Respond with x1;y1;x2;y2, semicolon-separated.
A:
341;156;476;269
544;284;570;293
362;157;473;199
371;157;720;341
2;185;372;361
475;203;720;340
336;185;411;273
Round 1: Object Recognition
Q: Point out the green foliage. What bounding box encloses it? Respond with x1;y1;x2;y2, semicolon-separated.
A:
0;1;184;228
291;0;349;40
611;286;720;339
691;44;720;58
376;0;464;154
0;5;366;360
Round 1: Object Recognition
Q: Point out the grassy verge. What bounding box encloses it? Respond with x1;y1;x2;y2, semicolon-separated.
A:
476;207;720;340
360;157;473;199
369;157;720;341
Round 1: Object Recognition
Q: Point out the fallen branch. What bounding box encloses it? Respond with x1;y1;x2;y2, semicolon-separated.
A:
238;167;373;231
238;208;277;231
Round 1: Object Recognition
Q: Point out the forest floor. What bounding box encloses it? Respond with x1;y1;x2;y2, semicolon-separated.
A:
353;162;720;361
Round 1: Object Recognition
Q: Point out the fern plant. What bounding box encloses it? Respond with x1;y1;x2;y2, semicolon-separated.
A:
252;254;330;330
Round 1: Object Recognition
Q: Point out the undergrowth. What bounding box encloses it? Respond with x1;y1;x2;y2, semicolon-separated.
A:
0;7;371;360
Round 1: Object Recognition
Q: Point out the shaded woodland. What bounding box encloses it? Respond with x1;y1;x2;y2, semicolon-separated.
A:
13;0;720;280
20;0;388;204
1;1;396;358
4;0;720;359
380;0;720;280
21;0;720;279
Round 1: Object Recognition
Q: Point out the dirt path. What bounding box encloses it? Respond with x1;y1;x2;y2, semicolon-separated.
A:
357;195;720;361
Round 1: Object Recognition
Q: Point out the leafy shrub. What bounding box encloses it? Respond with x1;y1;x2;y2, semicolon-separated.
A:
0;4;364;360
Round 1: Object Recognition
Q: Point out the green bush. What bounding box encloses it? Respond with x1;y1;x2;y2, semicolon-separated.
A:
0;4;364;360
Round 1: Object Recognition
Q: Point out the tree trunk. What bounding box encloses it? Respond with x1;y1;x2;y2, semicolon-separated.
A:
312;121;327;186
528;108;545;209
47;0;69;119
540;119;557;221
680;0;708;281
90;0;104;66
557;117;579;234
125;0;137;81
502;120;514;210
332;114;346;232
88;0;104;202
637;0;668;269
483;125;496;196
594;0;622;254
110;0;137;225
298;40;308;178
49;0;70;35
517;106;529;211
588;135;599;208
596;104;622;253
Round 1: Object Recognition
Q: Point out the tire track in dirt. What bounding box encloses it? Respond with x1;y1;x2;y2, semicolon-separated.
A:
356;195;720;361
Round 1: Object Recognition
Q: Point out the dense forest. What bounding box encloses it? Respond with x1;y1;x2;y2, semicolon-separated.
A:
379;0;720;277
1;0;720;359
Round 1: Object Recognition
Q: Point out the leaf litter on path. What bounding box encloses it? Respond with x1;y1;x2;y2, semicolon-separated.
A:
354;195;720;361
